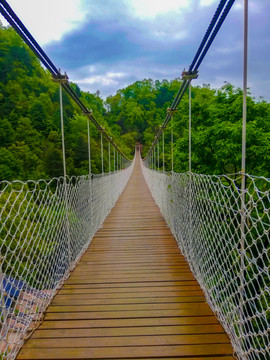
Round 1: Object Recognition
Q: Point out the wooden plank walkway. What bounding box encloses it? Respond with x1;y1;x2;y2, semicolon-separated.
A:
17;154;234;359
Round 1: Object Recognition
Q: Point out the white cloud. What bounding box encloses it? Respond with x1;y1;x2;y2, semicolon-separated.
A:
128;0;189;18
0;0;86;45
173;30;188;40
215;43;242;55
153;29;187;40
75;72;126;87
200;0;217;6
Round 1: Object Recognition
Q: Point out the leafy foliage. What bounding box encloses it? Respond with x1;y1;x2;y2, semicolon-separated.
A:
106;80;270;177
0;25;269;180
0;25;131;181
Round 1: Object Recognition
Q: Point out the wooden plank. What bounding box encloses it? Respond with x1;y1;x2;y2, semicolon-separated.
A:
46;302;210;313
45;308;215;320
58;290;203;298
24;333;230;348
18;344;233;359
31;324;225;338
65;275;195;284
51;296;206;305
39;316;220;329
60;283;201;290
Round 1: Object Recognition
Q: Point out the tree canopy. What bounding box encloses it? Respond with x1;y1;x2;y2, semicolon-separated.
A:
0;24;269;181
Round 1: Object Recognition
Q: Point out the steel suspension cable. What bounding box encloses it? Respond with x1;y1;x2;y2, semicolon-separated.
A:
193;0;235;71
189;0;227;70
0;0;58;75
145;0;235;161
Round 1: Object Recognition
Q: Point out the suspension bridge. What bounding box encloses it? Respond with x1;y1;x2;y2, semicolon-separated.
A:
0;1;269;360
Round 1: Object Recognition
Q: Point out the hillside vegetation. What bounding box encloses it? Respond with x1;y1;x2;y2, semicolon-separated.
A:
1;24;269;181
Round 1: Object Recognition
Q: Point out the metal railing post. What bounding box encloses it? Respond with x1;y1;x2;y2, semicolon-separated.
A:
113;147;115;172
87;118;91;175
108;142;111;173
157;140;159;170
171;118;174;172
154;145;156;170
240;1;248;355
163;131;165;172
188;81;192;261
167;108;178;172
58;80;71;265
181;68;198;265
100;131;104;174
189;80;192;173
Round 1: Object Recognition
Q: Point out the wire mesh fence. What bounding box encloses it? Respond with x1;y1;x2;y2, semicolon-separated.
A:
0;162;134;359
142;161;269;360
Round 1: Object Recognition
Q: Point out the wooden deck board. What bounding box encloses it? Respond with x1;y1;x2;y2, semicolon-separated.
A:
17;154;233;359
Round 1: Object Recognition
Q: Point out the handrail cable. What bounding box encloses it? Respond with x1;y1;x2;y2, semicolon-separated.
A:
0;0;131;162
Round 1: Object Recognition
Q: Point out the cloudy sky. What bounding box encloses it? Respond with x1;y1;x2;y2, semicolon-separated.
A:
1;0;269;100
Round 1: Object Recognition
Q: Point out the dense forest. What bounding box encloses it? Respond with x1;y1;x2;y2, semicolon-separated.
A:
1;23;270;181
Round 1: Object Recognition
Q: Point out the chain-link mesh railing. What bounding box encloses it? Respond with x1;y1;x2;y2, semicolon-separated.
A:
0;162;134;359
142;160;269;360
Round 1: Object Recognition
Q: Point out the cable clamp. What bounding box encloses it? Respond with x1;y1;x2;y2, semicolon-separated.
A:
84;108;93;116
181;69;198;80
52;70;69;83
166;107;178;115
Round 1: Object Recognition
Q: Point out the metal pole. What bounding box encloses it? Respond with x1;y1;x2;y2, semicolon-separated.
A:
113;147;115;171
242;0;248;177
117;151;118;171
60;84;67;177
100;132;104;174
59;83;71;264
108;142;111;173
171;118;174;172
157;140;159;170
188;81;192;264
86;117;93;238
240;0;248;350
189;80;192;172
87;118;91;174
163;131;165;172
154;145;156;170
